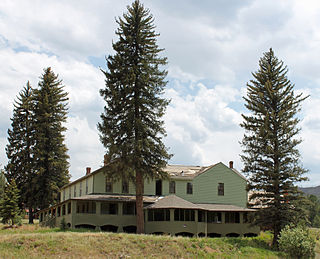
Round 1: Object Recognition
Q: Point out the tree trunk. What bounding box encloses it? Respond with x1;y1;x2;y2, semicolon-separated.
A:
28;206;34;224
272;225;279;248
136;171;144;234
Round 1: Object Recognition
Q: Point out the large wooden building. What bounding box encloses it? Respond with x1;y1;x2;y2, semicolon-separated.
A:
39;161;259;237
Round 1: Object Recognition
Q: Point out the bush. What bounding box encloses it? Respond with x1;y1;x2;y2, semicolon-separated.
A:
60;218;68;231
278;225;315;258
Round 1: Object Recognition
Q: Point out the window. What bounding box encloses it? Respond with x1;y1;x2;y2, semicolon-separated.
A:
57;206;61;217
207;212;222;223
76;201;96;214
174;209;195;221
69;187;71;199
155;180;162;195
74;185;77;197
123;203;136;215
243;212;252;223
86;179;88;194
63;189;65;201
106;178;113;193
101;203;118;215
67;203;71;214
198;210;205;222
80;182;82;196
148;209;170;221
122;179;129;194
225;212;240;223
218;183;224;196
62;204;66;216
169;181;176;194
186;182;193;194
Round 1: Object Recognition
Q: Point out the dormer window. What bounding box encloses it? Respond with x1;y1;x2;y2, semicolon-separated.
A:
186;182;193;194
218;183;224;196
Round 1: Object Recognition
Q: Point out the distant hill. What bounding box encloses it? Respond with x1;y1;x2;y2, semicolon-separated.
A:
300;186;320;198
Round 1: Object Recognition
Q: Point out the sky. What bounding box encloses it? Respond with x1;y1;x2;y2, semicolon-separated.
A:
0;0;320;186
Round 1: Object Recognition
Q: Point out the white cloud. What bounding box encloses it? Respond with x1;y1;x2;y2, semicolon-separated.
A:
164;83;243;167
65;116;104;180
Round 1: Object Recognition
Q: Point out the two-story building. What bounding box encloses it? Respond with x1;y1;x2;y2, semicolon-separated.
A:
39;161;259;237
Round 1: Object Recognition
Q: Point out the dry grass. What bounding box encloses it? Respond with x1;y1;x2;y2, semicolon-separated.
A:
0;224;286;258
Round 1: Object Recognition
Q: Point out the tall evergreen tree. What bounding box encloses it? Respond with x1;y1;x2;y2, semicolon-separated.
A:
0;180;20;225
241;48;308;247
5;82;36;223
0;169;6;201
98;0;171;233
33;67;70;209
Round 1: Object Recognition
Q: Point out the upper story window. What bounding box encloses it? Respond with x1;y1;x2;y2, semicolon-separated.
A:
86;179;88;194
122;179;129;194
106;178;113;193
63;189;65;201
169;181;176;194
218;183;224;196
79;182;82;196
69;187;71;199
74;185;77;197
156;180;162;195
186;182;193;194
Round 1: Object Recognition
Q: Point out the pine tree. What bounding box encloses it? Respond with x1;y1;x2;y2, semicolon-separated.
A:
0;180;20;225
33;67;70;210
5;82;36;223
0;169;6;201
98;0;171;233
241;48;308;247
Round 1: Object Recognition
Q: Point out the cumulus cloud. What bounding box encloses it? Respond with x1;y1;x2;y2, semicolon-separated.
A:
164;82;243;168
1;0;320;186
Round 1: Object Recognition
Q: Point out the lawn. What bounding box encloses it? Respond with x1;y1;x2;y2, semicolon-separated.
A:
0;223;287;259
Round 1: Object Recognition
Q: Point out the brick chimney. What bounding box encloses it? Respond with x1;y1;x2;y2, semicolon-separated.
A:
229;161;233;169
86;167;91;175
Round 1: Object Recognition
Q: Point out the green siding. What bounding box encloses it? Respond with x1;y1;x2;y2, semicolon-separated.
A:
191;163;247;207
61;162;247;207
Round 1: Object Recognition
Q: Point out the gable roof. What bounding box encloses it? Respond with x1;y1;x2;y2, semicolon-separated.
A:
145;195;202;210
145;195;255;211
164;162;246;181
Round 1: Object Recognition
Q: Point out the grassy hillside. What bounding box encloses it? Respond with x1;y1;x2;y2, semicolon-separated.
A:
0;225;286;259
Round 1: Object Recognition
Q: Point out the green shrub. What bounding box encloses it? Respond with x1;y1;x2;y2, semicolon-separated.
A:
278;225;315;258
60;218;67;231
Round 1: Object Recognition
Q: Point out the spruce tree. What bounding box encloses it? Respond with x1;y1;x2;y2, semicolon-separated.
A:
33;67;70;209
0;169;6;201
241;48;308;247
0;180;20;225
5;82;36;223
98;0;171;233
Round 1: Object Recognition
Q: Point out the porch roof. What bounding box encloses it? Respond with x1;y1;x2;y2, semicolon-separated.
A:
197;203;256;212
145;195;202;210
72;194;159;203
